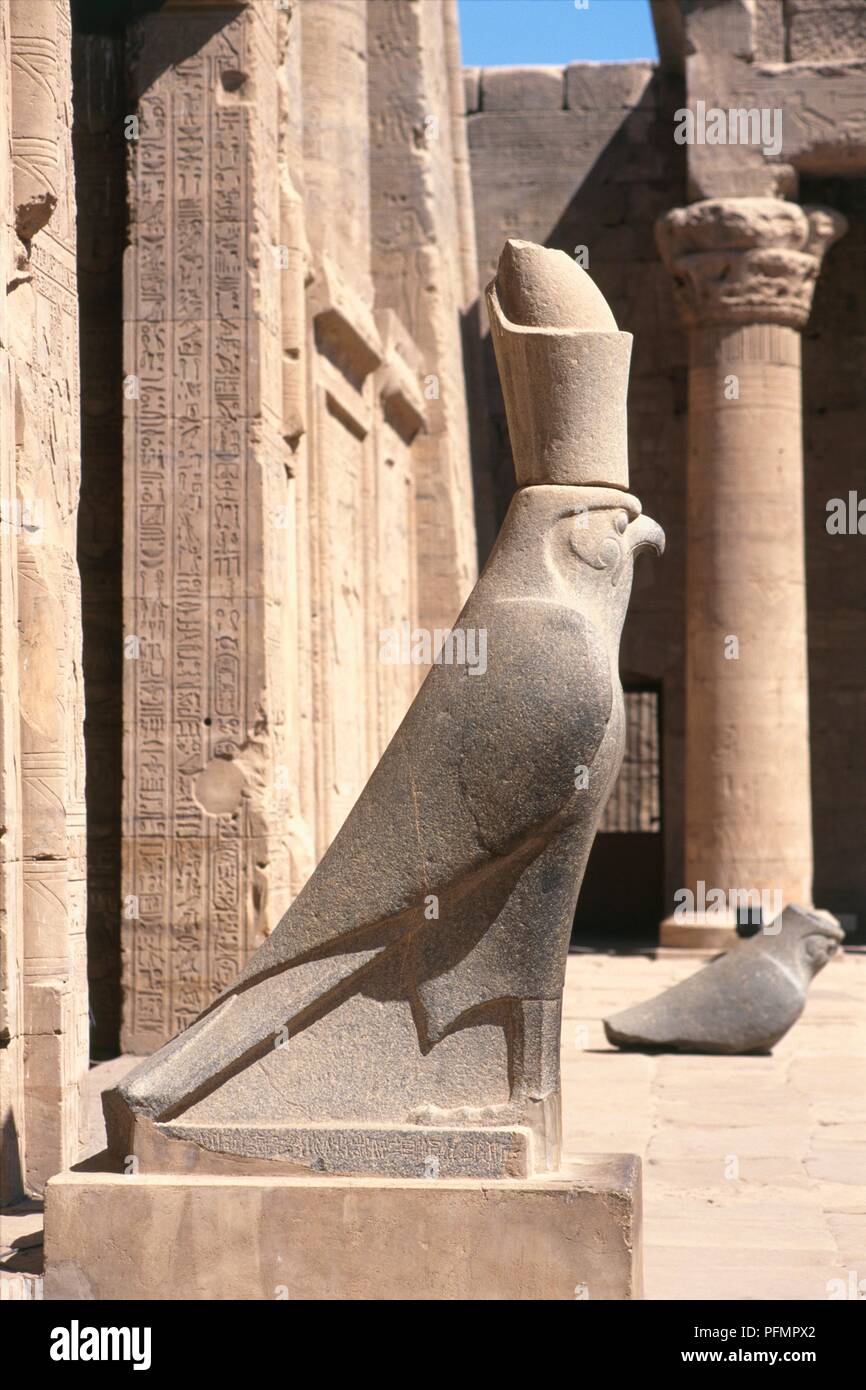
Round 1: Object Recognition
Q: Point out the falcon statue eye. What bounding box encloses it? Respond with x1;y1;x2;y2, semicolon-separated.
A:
804;933;836;964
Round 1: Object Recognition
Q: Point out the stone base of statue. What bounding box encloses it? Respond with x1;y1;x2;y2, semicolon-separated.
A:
44;1153;642;1301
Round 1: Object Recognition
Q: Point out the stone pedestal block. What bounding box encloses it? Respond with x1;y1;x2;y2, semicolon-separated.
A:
44;1156;642;1301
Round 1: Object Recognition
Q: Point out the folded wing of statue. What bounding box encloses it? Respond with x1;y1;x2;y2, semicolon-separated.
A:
105;239;664;1180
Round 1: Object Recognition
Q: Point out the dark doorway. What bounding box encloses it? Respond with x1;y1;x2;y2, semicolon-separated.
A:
573;682;663;946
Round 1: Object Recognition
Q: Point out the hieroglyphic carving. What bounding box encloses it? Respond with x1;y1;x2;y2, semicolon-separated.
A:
123;4;291;1050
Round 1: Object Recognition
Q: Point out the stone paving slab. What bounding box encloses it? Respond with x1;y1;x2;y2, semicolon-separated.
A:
562;946;866;1301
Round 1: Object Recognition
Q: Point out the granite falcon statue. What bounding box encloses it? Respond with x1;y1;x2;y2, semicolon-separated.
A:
604;905;844;1054
106;241;664;1180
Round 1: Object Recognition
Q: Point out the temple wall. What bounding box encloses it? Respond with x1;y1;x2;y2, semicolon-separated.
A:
1;0;87;1201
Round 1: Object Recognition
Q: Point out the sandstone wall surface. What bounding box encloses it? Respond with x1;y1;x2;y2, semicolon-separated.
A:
1;0;87;1201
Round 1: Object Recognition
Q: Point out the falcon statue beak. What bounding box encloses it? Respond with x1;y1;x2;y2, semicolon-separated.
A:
627;513;665;557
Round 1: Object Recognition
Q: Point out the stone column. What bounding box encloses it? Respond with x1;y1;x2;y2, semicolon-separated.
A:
656;198;845;946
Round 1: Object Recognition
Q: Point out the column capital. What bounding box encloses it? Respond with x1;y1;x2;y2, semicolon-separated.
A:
656;197;847;331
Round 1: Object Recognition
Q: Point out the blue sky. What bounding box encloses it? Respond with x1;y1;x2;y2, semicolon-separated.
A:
458;0;658;66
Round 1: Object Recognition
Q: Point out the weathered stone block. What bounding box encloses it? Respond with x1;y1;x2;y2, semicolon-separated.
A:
565;61;654;112
482;65;564;111
44;1157;643;1300
786;0;866;61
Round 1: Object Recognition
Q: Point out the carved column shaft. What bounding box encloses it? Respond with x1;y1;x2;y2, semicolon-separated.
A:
657;198;846;939
686;319;811;908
